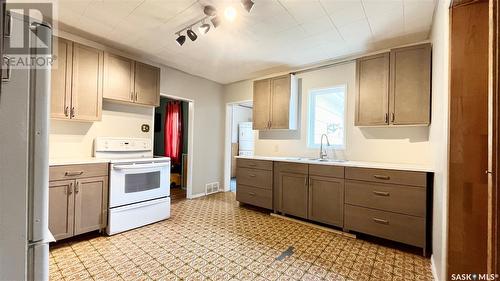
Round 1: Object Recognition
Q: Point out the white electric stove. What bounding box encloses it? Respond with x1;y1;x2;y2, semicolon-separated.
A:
94;137;171;235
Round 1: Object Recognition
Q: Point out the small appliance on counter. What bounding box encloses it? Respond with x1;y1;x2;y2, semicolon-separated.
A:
94;137;171;235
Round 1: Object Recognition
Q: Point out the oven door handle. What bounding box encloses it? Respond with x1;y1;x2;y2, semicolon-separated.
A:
113;163;170;170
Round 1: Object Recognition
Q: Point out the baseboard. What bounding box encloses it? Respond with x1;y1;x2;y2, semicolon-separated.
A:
270;213;356;239
188;193;206;199
431;255;439;281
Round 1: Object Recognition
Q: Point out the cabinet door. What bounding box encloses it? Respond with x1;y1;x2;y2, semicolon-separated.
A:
279;172;308;219
48;180;74;240
74;176;108;235
253;79;271;130
50;37;72;119
134;62;160;106
270;75;291;129
355;53;390;126
389;44;431;125
71;43;103;121
308;176;344;227
103;53;135;103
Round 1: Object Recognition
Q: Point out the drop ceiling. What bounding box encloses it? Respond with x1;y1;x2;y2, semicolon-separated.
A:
55;0;437;84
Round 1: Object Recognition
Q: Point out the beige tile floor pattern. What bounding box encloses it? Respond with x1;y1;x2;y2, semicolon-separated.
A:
49;192;433;281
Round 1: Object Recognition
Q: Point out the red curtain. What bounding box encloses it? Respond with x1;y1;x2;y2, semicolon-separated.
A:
164;101;182;164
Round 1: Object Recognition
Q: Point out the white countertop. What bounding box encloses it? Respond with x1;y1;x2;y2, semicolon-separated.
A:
49;157;110;166
235;155;434;172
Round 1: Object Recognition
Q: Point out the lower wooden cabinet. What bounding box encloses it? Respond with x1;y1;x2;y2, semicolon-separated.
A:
308;176;344;227
49;164;108;241
279;172;308;219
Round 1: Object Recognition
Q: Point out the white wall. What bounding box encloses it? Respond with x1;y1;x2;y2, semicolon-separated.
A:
51;30;225;197
231;105;252;143
225;62;433;166
50;102;153;158
428;0;450;280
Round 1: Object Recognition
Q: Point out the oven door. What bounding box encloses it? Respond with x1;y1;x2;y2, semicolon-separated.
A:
109;162;170;208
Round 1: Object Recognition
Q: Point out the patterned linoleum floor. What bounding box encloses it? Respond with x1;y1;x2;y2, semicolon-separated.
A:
49;192;433;281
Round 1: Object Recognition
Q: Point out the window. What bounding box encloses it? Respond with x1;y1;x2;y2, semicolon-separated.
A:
308;86;346;149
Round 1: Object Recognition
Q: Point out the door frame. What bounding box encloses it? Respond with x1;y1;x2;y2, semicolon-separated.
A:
223;100;253;191
159;93;195;199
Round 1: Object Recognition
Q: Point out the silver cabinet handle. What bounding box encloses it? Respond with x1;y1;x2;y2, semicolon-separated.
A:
372;218;389;225
4;12;11;37
67;182;74;195
248;192;256;196
373;191;390;197
373;175;390;180
70;107;75;118
248;174;256;177
75;182;80;194
130;91;134;101
135;92;139;102
65;171;83;176
64;106;69;117
391;113;395;123
384;113;388;123
2;56;11;82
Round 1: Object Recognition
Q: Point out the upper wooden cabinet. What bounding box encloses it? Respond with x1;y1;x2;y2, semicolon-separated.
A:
252;74;298;130
355;43;432;126
103;53;160;107
50;37;103;121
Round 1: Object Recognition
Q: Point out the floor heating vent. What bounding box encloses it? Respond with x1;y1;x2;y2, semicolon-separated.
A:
205;182;220;195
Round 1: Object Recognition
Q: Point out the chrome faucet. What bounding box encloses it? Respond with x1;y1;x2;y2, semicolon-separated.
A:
319;134;330;161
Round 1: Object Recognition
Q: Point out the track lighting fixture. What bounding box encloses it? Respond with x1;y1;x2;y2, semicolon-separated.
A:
187;29;197;41
241;0;254;13
211;16;221;28
175;34;186;46
199;21;210;34
204;5;217;16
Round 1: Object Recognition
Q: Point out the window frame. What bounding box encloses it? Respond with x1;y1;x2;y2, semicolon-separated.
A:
307;84;347;150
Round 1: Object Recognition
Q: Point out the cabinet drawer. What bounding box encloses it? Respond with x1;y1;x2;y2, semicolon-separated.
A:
309;164;344;178
237;159;273;170
237;168;272;189
50;163;108;181
345;180;426;217
345;167;426;187
236;185;272;209
275;162;308;174
345;204;425;247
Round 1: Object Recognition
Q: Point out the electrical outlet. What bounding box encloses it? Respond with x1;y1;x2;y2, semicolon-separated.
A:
141;124;150;132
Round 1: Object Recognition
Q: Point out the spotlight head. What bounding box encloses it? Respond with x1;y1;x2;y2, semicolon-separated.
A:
198;22;210;35
211;16;221;28
241;0;254;13
187;29;198;41
176;34;186;46
204;5;217;16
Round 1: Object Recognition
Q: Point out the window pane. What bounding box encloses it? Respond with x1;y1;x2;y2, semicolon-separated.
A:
308;86;346;148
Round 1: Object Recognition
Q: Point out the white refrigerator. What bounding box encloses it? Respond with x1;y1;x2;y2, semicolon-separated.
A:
0;12;53;281
238;122;254;156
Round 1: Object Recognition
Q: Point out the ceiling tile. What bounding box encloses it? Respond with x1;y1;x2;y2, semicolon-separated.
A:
321;0;366;27
362;0;404;39
404;0;436;34
299;15;335;36
279;0;327;23
338;18;372;44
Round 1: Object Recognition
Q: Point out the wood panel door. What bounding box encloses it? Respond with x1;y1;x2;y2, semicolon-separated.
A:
70;43;103;121
279;172;308;219
50;37;72;119
253;79;271;130
73;176;108;235
270;75;291;129
448;0;489;276
355;53;390;126
390;44;432;125
48;180;74;240
308;176;344;227
134;62;160;106
103;53;134;103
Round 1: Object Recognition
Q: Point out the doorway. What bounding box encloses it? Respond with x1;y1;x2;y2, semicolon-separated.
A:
224;101;254;192
154;96;190;201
